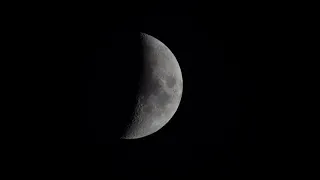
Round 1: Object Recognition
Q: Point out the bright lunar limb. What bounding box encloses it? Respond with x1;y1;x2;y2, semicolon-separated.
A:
121;33;183;139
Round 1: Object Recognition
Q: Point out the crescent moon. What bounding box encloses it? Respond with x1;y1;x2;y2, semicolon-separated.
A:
121;33;183;139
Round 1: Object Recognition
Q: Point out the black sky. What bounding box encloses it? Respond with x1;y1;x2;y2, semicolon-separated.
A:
50;3;258;178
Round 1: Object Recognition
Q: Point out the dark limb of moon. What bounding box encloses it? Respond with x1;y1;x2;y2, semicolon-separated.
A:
121;33;183;139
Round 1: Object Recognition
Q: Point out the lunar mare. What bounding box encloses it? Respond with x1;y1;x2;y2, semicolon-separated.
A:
121;33;183;139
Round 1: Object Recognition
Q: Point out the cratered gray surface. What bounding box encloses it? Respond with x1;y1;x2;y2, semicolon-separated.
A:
121;33;183;139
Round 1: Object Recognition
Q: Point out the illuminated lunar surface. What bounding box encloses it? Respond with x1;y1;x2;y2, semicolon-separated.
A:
121;33;183;139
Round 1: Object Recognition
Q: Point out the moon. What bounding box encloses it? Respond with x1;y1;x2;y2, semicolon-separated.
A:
121;33;183;139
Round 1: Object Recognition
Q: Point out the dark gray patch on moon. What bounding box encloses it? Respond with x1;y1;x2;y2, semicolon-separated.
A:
142;76;162;97
165;74;176;88
142;104;152;114
153;110;163;117
156;90;172;107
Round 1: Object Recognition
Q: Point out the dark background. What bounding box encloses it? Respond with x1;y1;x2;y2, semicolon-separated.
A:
41;3;257;178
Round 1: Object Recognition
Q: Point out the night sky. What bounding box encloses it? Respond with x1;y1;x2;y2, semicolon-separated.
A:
54;3;258;178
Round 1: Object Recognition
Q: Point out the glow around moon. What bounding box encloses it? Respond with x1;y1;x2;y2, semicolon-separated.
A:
121;33;183;139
